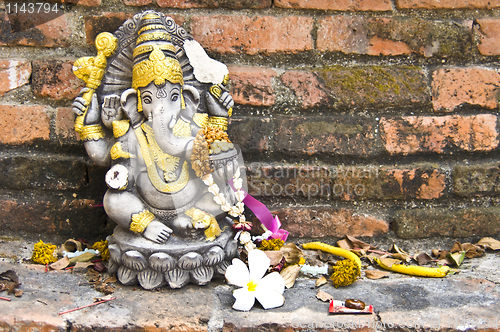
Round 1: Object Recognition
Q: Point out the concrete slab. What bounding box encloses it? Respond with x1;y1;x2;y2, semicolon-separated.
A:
1;237;500;331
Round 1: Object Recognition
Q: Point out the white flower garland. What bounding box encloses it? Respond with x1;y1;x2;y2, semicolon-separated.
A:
202;168;245;221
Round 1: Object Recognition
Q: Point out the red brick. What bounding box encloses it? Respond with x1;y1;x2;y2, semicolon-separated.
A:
432;68;500;111
84;13;133;45
124;0;152;5
317;16;472;58
274;116;378;157
56;107;79;141
50;0;101;5
331;166;446;200
393;207;500;238
0;12;71;47
0;59;31;96
274;0;392;11
32;60;84;101
0;105;50;144
272;206;389;238
190;15;314;55
0;196;112;237
246;164;330;198
453;163;500;196
476;18;500;55
396;0;500;9
227;117;272;153
157;0;271;8
380;115;499;155
228;66;276;106
280;71;331;108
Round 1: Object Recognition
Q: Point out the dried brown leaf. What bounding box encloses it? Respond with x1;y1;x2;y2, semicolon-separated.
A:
94;282;115;295
103;275;118;284
316;290;333;302
346;235;372;251
378;257;401;268
365;270;389;279
415;252;433;265
264;251;284;266
477;237;500;250
450;241;463;253
432;249;449;260
462;243;485;258
336;239;352;250
14;289;23;297
315;276;328;287
279;265;301;289
390;244;409;255
317;250;336;262
49;257;70;271
0;270;19;284
280;243;303;265
391;253;412;263
69;252;96;265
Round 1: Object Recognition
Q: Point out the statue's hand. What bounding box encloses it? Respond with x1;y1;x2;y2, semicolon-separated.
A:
102;94;122;127
219;91;234;110
72;87;92;116
142;220;172;244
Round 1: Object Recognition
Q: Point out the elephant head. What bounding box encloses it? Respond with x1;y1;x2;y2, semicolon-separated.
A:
121;82;200;158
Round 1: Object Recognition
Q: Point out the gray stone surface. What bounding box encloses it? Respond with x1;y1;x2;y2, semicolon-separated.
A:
1;237;500;331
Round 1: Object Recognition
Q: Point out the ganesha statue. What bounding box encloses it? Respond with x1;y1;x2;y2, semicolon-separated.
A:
71;11;246;289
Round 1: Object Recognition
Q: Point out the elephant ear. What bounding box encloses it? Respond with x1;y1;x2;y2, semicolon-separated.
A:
181;85;200;121
120;88;144;128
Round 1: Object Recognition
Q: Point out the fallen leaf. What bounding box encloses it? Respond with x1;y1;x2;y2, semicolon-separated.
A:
477;237;500;250
315;276;327;287
378;257;401;268
415;252;433;265
14;289;23;297
94;282;115;294
280;243;303;265
336;239;352;250
391;253;412;263
450;241;463;253
462;243;484;258
280;265;301;289
365;270;389;279
447;251;466;267
346;235;372;251
317;250;336;262
69;252;96;265
94;294;115;302
103;275;118;284
432;249;449;260
0;270;19;284
351;249;366;258
49;257;70;271
264;251;284;266
316;290;333;302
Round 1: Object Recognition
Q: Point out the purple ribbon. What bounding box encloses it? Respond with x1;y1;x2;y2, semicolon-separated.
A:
229;179;289;241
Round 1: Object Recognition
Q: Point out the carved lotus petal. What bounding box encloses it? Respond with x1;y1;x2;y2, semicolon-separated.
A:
149;252;176;273
177;252;202;270
202;246;225;266
214;260;230;275
138;269;166;290
117;266;138;286
165;268;190;289
190;266;214;285
107;258;119;275
224;239;238;260
108;243;122;265
122;250;147;271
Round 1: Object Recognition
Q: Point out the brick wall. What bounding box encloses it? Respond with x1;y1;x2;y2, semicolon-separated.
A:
1;0;500;241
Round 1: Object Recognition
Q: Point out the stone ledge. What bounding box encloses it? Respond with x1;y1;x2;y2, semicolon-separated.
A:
1;239;499;331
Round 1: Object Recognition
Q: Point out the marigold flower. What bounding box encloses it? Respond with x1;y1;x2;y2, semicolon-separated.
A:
32;240;58;265
330;259;361;288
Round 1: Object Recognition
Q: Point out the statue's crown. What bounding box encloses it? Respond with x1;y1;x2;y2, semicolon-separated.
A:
132;13;183;89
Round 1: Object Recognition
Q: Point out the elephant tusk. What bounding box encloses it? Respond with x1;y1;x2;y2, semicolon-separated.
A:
169;115;177;129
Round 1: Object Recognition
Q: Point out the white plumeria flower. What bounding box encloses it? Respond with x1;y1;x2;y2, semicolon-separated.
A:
233;168;241;180
236;202;245;214
228;206;240;217
239;214;246;223
221;203;231;212
225;249;285;311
